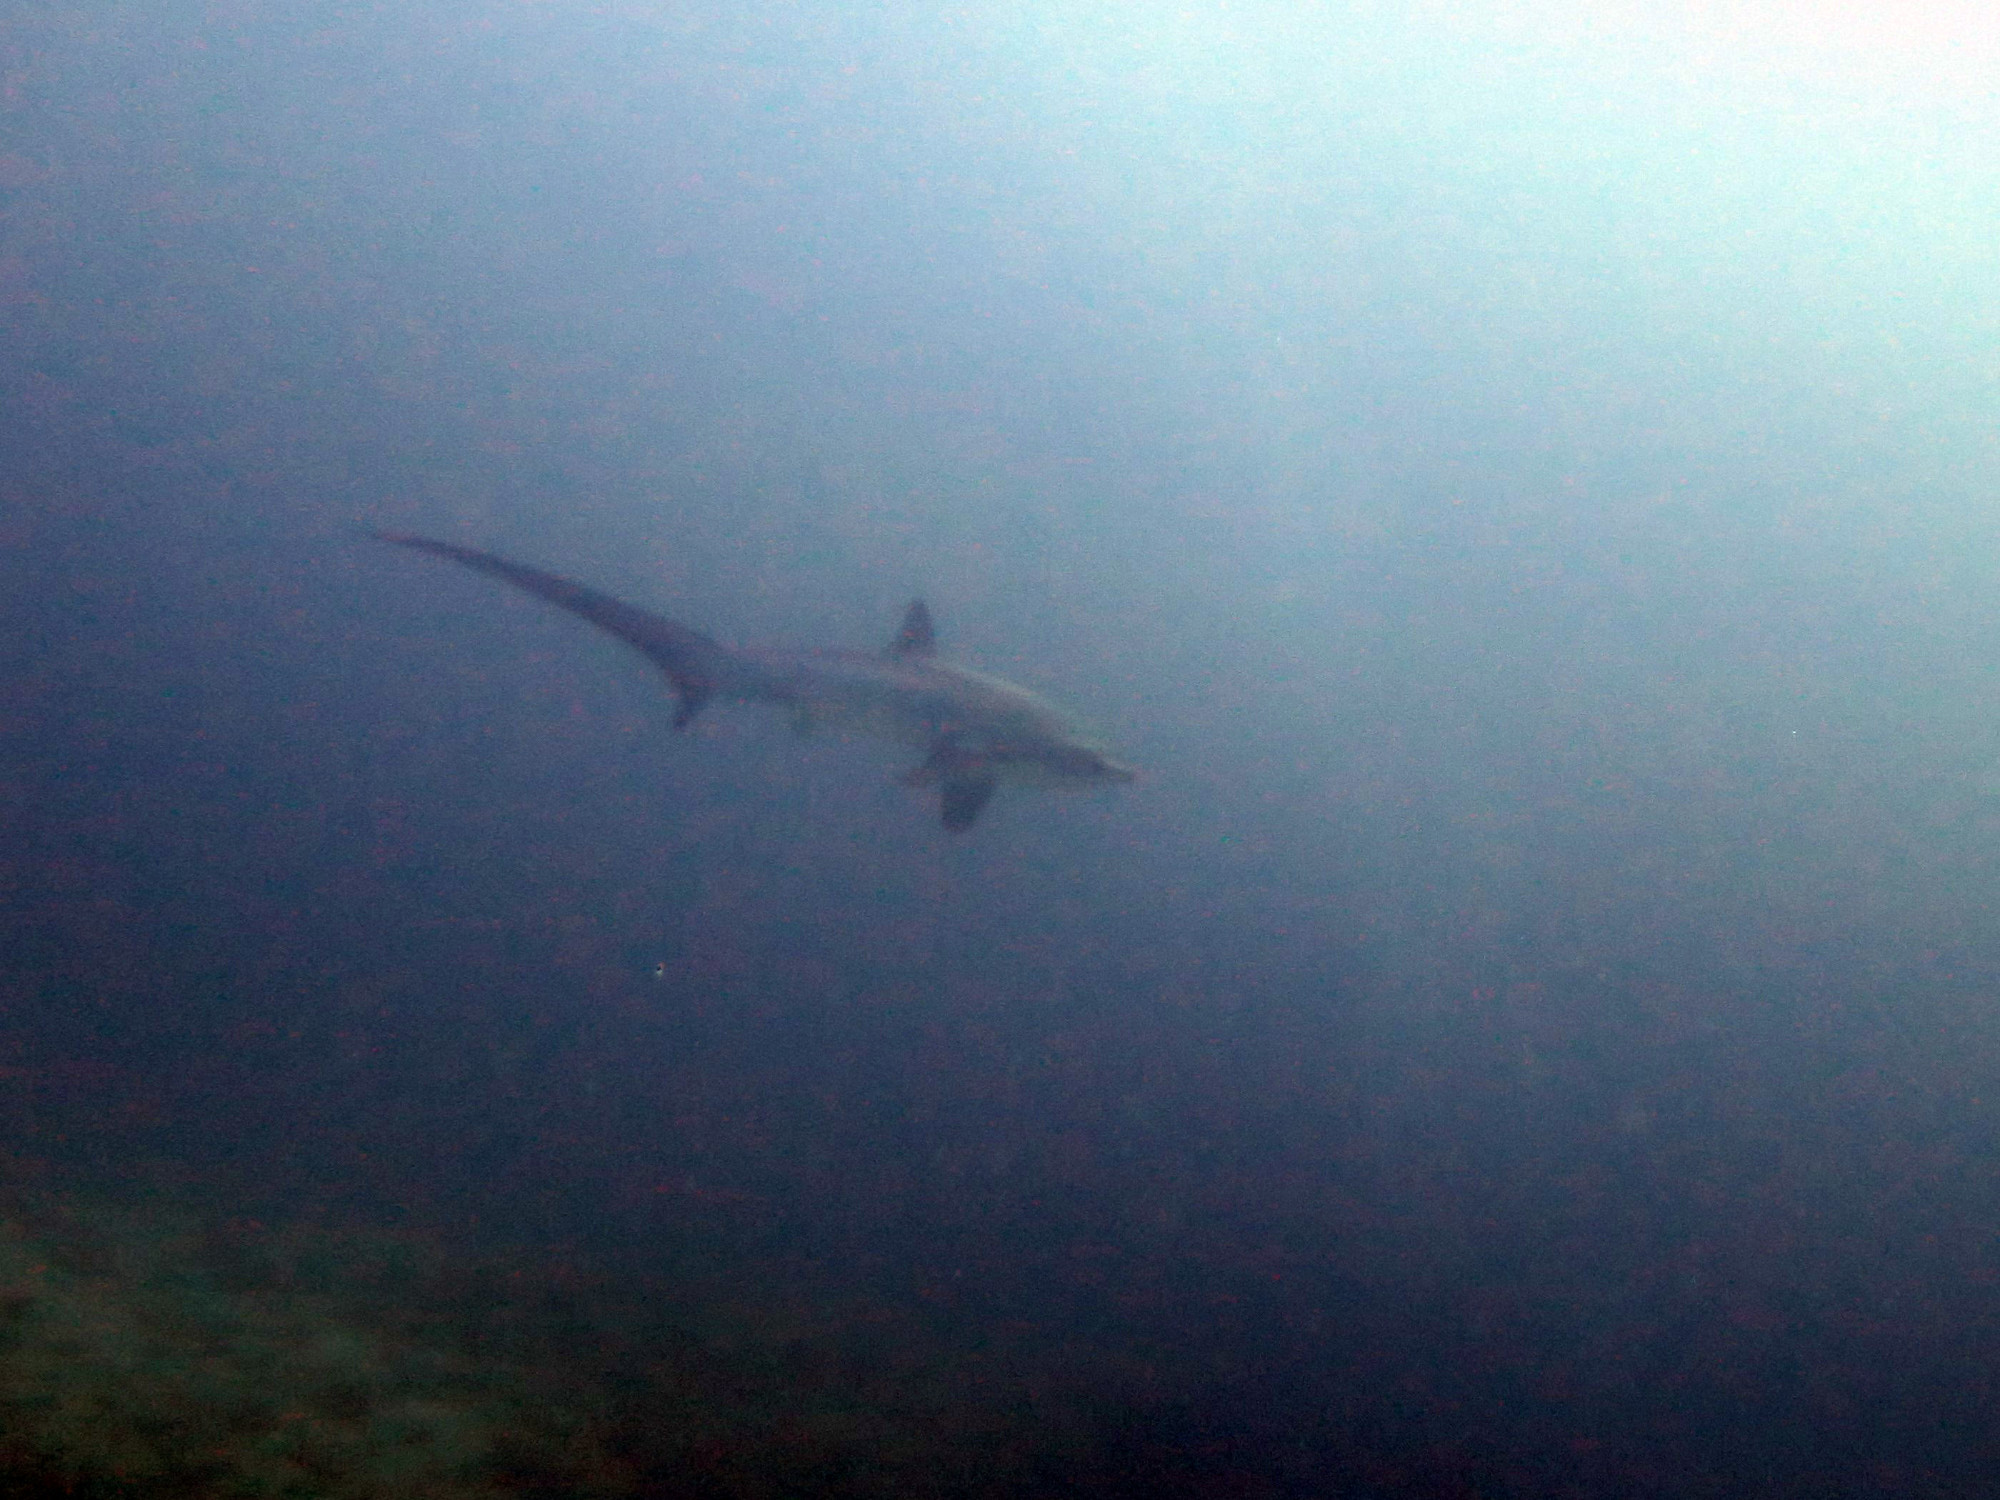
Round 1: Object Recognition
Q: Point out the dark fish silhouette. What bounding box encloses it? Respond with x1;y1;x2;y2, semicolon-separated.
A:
374;532;1136;831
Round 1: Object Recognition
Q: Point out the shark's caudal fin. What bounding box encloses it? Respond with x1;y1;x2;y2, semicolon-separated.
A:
369;531;734;728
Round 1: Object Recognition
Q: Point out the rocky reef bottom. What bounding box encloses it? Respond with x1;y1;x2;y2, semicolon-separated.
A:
0;1172;1111;1499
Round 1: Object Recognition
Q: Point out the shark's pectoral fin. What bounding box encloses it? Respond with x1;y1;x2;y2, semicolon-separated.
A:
901;734;978;788
901;736;997;829
901;738;951;787
940;775;997;832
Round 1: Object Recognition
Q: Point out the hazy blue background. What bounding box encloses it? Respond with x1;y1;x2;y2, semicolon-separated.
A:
6;2;2000;1493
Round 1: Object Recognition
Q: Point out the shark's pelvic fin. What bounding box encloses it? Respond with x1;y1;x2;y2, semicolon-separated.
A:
940;775;997;832
670;682;714;730
888;600;935;659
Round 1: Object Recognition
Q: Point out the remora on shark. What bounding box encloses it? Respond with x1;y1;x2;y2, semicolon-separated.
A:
373;532;1137;831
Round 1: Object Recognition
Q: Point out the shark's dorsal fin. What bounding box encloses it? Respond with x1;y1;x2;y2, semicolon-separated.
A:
888;600;935;659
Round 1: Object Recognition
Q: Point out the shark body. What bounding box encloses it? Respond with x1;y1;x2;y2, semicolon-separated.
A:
374;532;1136;830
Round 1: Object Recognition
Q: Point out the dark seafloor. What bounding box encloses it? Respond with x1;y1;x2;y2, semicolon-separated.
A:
5;4;2000;1497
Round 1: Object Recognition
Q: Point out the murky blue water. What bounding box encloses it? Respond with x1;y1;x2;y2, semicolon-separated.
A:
5;6;1998;1493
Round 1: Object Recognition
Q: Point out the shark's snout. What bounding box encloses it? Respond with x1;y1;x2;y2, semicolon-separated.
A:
1098;755;1140;784
1062;748;1138;785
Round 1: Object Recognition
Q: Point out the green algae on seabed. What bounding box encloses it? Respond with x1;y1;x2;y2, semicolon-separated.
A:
0;1188;1108;1499
0;1198;616;1498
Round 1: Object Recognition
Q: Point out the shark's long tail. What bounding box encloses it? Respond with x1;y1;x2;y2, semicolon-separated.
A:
370;530;737;728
